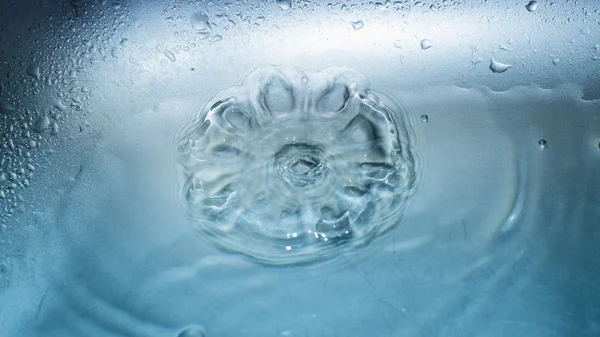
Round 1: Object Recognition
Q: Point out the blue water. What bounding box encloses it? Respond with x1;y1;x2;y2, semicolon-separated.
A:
1;1;599;336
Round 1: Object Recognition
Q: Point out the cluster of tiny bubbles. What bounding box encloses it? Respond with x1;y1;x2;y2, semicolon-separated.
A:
176;66;418;266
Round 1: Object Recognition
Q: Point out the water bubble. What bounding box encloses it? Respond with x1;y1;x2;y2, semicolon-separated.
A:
489;58;511;73
276;0;292;10
525;0;539;12
420;39;433;50
420;114;429;123
176;66;416;265
178;326;206;337
538;139;548;149
351;20;364;31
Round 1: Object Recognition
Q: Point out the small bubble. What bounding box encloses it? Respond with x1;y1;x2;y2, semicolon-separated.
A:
538;139;548;149
525;0;539;12
420;39;433;50
420;115;429;123
276;0;292;10
489;58;511;73
351;20;364;31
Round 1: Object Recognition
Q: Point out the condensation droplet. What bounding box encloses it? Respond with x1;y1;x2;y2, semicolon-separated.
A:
163;50;176;62
26;64;41;80
538;139;548;149
420;114;429;123
525;1;539;12
191;12;211;39
420;39;433;50
33;115;50;133
552;58;560;65
50;122;59;135
276;0;292;10
394;40;402;48
351;20;364;31
489;58;512;73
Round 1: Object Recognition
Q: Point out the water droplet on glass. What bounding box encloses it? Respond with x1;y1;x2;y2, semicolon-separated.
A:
111;47;124;59
489;58;511;73
33;115;50;133
351;20;364;31
191;12;211;39
26;64;41;80
525;0;539;12
178;326;206;337
420;114;429;123
552;58;560;65
163;50;176;62
50;122;59;135
538;139;548;149
420;39;433;50
394;40;402;48
276;0;292;10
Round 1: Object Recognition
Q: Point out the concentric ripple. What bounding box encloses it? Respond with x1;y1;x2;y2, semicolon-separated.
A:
176;66;417;265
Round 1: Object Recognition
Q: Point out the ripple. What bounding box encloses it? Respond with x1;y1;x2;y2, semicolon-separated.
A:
176;66;417;265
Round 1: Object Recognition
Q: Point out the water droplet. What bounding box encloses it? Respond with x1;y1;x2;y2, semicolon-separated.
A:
538;139;548;149
525;0;539;12
489;58;511;73
26;64;41;80
33;115;50;133
0;191;5;199
50;122;59;135
351;20;364;31
111;47;124;59
420;39;433;50
178;326;206;337
0;102;15;115
276;0;292;10
394;40;402;48
163;50;176;62
176;66;416;265
552;58;560;65
420;114;429;123
191;12;211;39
